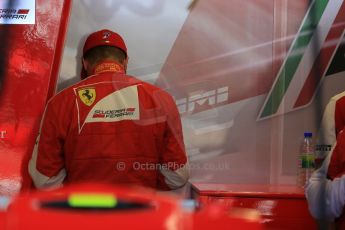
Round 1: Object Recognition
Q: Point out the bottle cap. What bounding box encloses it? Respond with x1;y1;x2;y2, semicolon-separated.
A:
304;132;312;137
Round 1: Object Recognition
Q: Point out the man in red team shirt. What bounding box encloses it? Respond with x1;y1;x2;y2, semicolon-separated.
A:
28;29;189;190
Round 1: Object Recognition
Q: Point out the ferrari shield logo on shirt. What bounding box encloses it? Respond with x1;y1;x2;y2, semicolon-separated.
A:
78;88;96;106
85;85;139;123
75;84;140;132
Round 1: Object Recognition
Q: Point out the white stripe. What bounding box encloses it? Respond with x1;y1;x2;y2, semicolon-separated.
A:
76;98;82;134
276;1;342;115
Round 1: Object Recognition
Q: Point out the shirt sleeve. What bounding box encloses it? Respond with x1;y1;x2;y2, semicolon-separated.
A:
154;91;190;190
327;132;344;180
28;99;67;189
335;97;345;137
305;143;345;219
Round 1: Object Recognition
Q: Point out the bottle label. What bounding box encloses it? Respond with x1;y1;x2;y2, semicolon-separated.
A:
300;154;315;169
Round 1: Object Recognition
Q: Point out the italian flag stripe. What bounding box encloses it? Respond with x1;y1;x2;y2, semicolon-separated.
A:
294;2;345;108
280;0;343;113
259;0;329;119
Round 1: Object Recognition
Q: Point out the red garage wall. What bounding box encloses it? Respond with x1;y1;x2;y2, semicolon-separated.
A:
0;0;72;195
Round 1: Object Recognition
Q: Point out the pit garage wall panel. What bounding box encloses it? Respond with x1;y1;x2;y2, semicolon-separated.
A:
0;0;72;195
158;0;345;184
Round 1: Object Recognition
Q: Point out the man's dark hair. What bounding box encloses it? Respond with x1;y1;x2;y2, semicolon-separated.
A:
83;45;126;65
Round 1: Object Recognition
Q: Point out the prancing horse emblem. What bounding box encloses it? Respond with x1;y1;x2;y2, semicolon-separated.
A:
78;88;96;106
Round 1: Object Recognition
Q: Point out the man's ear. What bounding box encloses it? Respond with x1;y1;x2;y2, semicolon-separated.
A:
82;58;88;72
123;56;129;73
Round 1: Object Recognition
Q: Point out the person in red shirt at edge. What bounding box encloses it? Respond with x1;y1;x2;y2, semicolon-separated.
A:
28;29;189;190
306;128;345;229
306;92;345;229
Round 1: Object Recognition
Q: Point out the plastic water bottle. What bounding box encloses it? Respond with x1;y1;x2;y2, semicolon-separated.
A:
297;132;315;187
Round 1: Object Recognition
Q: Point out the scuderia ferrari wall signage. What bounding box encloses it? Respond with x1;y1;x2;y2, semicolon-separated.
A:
0;0;35;24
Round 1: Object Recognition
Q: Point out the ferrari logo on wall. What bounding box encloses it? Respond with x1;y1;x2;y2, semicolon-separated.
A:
0;0;35;24
78;88;96;106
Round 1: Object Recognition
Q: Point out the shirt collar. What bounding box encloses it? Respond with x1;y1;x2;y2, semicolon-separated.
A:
92;60;125;75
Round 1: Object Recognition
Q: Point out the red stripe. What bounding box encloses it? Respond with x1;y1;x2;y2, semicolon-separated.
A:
294;2;345;108
17;9;30;14
126;108;135;112
92;114;105;118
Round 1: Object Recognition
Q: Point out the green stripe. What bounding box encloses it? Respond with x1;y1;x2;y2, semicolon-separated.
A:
68;193;117;208
260;0;328;118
